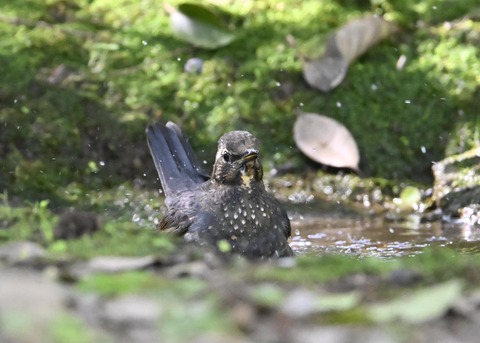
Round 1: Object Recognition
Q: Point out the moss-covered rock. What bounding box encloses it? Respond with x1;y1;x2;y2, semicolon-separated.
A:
432;147;480;217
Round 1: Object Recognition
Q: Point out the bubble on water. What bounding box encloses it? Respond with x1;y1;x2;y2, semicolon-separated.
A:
307;233;327;239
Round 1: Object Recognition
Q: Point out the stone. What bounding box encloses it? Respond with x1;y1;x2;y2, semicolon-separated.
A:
432;147;480;217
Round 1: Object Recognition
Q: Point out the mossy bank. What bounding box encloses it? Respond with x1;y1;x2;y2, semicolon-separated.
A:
1;0;479;201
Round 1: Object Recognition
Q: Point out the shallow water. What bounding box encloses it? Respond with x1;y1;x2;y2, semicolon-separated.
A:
288;201;480;257
127;187;480;258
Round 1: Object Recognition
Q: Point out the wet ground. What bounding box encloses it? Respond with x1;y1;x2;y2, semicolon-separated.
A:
125;186;480;259
3;192;480;343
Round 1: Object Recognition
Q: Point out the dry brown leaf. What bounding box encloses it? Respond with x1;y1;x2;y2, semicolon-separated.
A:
302;15;398;92
335;16;396;63
294;112;360;171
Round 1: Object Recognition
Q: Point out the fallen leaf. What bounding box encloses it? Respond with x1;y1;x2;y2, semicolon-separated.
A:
335;16;397;64
315;291;361;312
280;288;361;319
250;283;285;308
167;3;236;49
398;185;422;209
301;15;398;92
368;279;463;324
294;112;360;171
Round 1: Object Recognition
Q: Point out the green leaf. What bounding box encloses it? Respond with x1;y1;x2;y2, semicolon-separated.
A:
315;291;361;312
251;283;285;307
399;186;422;207
178;3;229;30
170;3;236;49
368;279;463;324
217;239;232;253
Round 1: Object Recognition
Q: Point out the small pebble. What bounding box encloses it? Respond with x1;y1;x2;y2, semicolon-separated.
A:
54;211;100;240
184;57;204;74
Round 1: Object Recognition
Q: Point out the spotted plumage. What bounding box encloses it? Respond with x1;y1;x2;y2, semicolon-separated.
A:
147;122;293;259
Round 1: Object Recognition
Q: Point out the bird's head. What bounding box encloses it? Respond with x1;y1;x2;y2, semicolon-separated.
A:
212;130;263;187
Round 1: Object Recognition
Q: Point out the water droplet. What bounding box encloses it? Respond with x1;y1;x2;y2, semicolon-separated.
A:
396;55;407;70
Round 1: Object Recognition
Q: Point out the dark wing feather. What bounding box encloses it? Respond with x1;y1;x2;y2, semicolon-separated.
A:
146;122;209;198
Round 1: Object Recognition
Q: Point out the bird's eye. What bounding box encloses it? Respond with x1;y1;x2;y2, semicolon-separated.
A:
222;153;230;162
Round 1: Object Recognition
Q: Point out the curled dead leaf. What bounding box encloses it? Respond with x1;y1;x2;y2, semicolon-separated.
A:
294;112;360;171
301;15;398;92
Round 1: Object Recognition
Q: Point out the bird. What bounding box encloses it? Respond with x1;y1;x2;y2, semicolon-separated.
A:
146;121;294;259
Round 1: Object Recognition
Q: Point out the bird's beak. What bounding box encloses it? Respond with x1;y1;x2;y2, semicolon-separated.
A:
240;149;259;163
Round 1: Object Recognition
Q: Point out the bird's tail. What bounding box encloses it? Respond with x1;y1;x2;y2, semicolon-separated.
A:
146;122;209;198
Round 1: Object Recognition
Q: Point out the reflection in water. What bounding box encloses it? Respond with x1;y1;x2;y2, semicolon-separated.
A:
288;201;480;258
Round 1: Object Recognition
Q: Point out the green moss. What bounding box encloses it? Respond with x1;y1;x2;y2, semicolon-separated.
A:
49;224;176;259
253;248;480;285
159;294;239;343
253;254;396;284
0;191;174;258
0;198;57;243
51;314;98;343
77;272;237;342
0;0;478;197
77;271;171;296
